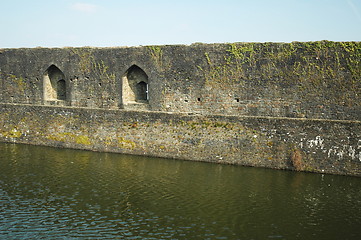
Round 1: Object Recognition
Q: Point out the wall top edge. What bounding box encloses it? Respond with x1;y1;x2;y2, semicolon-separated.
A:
1;40;360;51
0;103;359;125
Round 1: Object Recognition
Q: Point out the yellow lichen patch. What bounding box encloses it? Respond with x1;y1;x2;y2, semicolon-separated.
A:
104;136;113;146
46;132;71;142
47;132;92;145
75;135;91;145
117;137;136;150
2;128;22;138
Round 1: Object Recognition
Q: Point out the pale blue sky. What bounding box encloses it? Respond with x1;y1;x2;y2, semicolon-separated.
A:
1;0;361;48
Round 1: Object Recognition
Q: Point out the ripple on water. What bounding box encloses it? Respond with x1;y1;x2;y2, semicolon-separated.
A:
0;143;361;239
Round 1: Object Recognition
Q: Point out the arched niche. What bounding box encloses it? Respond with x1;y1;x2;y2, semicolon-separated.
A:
43;65;66;101
122;65;149;104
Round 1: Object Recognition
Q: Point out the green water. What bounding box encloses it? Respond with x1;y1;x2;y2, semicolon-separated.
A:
0;143;360;239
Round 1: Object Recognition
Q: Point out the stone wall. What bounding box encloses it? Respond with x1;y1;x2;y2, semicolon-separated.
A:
0;42;360;176
1;41;360;119
0;103;360;176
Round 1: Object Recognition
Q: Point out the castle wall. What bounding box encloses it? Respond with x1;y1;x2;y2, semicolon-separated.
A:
1;41;360;119
0;103;360;176
0;42;360;175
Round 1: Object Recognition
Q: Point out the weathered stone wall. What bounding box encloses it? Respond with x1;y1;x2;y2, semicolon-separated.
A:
0;103;360;176
0;47;165;110
0;42;360;176
1;41;360;119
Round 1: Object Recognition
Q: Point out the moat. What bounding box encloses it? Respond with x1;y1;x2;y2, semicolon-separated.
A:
0;143;360;239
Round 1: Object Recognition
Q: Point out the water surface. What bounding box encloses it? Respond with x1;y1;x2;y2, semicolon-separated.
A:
0;143;360;239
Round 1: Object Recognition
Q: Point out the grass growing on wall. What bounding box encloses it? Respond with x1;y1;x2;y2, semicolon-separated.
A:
71;48;116;106
198;43;256;88
72;48;115;82
198;41;361;106
148;46;163;70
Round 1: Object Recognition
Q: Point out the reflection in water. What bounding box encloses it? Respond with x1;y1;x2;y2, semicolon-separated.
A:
0;143;360;239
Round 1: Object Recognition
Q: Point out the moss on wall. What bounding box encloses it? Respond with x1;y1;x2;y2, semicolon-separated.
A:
147;46;164;70
0;41;360;119
1;104;360;176
47;132;92;146
198;41;360;106
0;72;27;97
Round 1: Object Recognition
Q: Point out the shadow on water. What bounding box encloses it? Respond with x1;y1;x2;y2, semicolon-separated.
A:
0;143;360;239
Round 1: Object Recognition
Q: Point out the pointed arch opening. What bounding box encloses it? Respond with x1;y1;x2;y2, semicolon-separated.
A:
43;65;67;102
122;65;149;104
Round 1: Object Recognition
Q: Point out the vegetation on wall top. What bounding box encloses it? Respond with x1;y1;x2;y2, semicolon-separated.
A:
199;41;361;105
71;48;115;82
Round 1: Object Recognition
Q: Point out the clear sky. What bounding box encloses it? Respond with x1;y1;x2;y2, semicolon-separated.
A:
1;0;361;48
